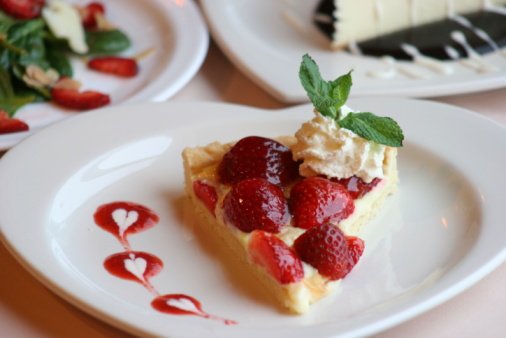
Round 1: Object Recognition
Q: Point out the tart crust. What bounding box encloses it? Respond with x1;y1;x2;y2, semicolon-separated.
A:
182;136;398;314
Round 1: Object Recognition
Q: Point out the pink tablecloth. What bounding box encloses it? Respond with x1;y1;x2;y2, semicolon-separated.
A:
1;42;506;338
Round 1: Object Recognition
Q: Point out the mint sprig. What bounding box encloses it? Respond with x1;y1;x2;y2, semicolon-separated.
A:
299;54;404;147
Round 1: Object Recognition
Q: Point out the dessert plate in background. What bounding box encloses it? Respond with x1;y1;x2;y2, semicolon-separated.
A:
200;0;506;103
0;0;208;151
1;99;506;337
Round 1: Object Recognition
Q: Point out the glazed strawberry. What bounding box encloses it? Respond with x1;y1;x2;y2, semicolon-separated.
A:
51;88;110;110
289;177;354;229
0;0;45;20
193;180;218;217
332;176;381;199
80;2;105;29
248;230;304;284
346;236;365;268
293;224;363;280
218;136;300;187
88;57;139;78
223;178;289;233
0;110;29;134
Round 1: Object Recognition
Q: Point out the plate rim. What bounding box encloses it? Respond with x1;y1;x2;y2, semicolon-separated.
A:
0;0;209;151
200;0;506;103
1;98;506;337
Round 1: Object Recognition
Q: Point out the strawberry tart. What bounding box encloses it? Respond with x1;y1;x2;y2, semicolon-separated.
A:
182;55;404;314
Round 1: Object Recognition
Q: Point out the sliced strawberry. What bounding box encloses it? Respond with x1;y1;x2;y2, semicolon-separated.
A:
218;136;300;187
0;110;29;134
80;2;105;29
346;236;365;268
88;57;139;77
332;176;381;199
193;180;218;217
0;0;45;20
248;230;304;284
223;178;289;233
289;177;354;229
51;88;110;110
293;224;364;280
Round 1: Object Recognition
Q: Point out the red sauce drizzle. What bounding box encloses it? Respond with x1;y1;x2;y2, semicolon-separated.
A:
94;201;159;250
152;294;237;325
103;251;163;297
94;201;237;325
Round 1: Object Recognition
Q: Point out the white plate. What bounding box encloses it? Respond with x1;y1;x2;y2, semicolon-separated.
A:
0;0;208;150
1;99;506;337
200;0;506;103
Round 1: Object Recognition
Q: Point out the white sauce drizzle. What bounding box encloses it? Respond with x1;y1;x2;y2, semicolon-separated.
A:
112;209;139;237
445;45;461;59
347;39;362;56
397;65;431;79
451;14;499;50
401;43;454;75
410;0;418;26
374;0;384;34
484;0;506;14
367;56;397;79
167;297;204;315
124;253;147;282
451;31;499;72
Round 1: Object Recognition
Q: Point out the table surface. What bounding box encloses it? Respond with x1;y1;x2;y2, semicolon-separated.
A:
2;38;506;338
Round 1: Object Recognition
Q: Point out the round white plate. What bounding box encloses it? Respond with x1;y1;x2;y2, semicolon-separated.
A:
200;0;506;103
0;0;208;150
1;99;506;337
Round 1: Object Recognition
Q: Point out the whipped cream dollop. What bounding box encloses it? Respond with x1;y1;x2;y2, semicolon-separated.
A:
292;106;386;183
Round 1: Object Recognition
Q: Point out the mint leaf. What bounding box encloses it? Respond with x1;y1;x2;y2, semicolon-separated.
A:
331;71;352;103
338;112;404;147
298;54;404;147
299;54;351;119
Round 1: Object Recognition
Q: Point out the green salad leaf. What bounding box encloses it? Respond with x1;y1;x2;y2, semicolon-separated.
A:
0;7;132;117
299;54;404;147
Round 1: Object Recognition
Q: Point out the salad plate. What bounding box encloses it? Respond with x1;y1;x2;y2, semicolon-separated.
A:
200;0;506;103
1;98;506;337
0;0;209;150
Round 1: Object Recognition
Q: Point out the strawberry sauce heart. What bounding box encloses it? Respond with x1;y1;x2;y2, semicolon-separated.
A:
104;251;163;296
95;200;237;324
151;294;237;325
94;201;159;250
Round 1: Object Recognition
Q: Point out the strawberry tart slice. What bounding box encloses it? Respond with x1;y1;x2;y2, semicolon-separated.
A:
182;55;403;314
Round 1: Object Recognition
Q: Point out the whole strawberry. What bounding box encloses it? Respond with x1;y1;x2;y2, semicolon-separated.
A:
289;177;354;229
223;178;289;233
248;230;304;284
218;136;300;187
293;223;364;280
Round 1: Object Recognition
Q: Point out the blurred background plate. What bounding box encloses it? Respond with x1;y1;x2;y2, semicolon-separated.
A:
0;0;209;150
200;0;506;102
